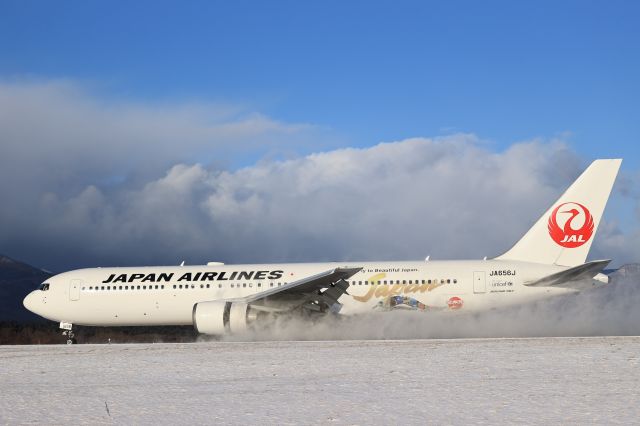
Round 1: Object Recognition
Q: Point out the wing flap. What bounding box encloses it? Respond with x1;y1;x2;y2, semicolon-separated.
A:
242;267;361;313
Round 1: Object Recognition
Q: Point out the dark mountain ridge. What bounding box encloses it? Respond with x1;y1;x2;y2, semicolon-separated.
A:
0;254;52;322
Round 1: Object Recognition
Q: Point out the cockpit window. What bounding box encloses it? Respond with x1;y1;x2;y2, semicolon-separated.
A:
39;283;50;291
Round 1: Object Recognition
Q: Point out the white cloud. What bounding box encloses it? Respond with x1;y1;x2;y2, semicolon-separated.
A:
14;134;639;270
0;79;320;197
1;80;638;271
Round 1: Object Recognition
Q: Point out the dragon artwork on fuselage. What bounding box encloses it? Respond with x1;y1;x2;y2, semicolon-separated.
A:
352;272;455;311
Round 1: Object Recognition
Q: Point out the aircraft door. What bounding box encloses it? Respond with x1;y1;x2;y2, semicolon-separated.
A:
69;279;81;301
473;271;486;293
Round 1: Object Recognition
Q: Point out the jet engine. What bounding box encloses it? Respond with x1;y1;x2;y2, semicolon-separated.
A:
192;300;259;335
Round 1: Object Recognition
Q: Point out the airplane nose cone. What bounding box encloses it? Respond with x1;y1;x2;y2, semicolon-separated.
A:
23;291;38;313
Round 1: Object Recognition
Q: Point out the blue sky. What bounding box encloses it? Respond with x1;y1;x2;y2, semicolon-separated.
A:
1;1;639;269
2;0;639;163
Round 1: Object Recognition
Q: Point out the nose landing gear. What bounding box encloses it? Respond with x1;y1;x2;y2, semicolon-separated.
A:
60;322;77;344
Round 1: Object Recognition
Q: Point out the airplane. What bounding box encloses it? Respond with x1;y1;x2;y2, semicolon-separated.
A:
24;159;622;343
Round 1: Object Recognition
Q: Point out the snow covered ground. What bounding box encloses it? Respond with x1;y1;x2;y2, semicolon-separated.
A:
1;337;639;425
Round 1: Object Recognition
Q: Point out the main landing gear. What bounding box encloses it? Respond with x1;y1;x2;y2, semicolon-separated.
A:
60;322;77;344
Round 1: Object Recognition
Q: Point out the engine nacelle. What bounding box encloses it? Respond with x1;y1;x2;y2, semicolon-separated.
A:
192;300;257;335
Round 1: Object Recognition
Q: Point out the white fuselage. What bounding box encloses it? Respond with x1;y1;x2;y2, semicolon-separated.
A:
23;259;581;327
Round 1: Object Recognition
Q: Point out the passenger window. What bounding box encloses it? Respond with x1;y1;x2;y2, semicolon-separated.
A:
125;286;129;290
270;283;274;287
101;286;105;290
231;284;234;288
143;286;146;290
447;279;451;284
428;280;432;284
258;283;261;287
243;283;246;288
137;285;140;289
173;285;176;289
218;284;222;288
453;279;457;284
118;286;122;290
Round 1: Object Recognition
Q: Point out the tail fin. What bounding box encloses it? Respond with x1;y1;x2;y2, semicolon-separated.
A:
495;159;622;267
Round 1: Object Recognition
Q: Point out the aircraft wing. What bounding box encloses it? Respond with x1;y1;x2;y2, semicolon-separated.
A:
524;259;611;289
237;267;362;314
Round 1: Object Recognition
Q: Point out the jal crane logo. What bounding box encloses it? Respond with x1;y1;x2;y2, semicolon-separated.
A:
547;202;594;248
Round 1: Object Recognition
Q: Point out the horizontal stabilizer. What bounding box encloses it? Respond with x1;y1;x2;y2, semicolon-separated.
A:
524;259;611;288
